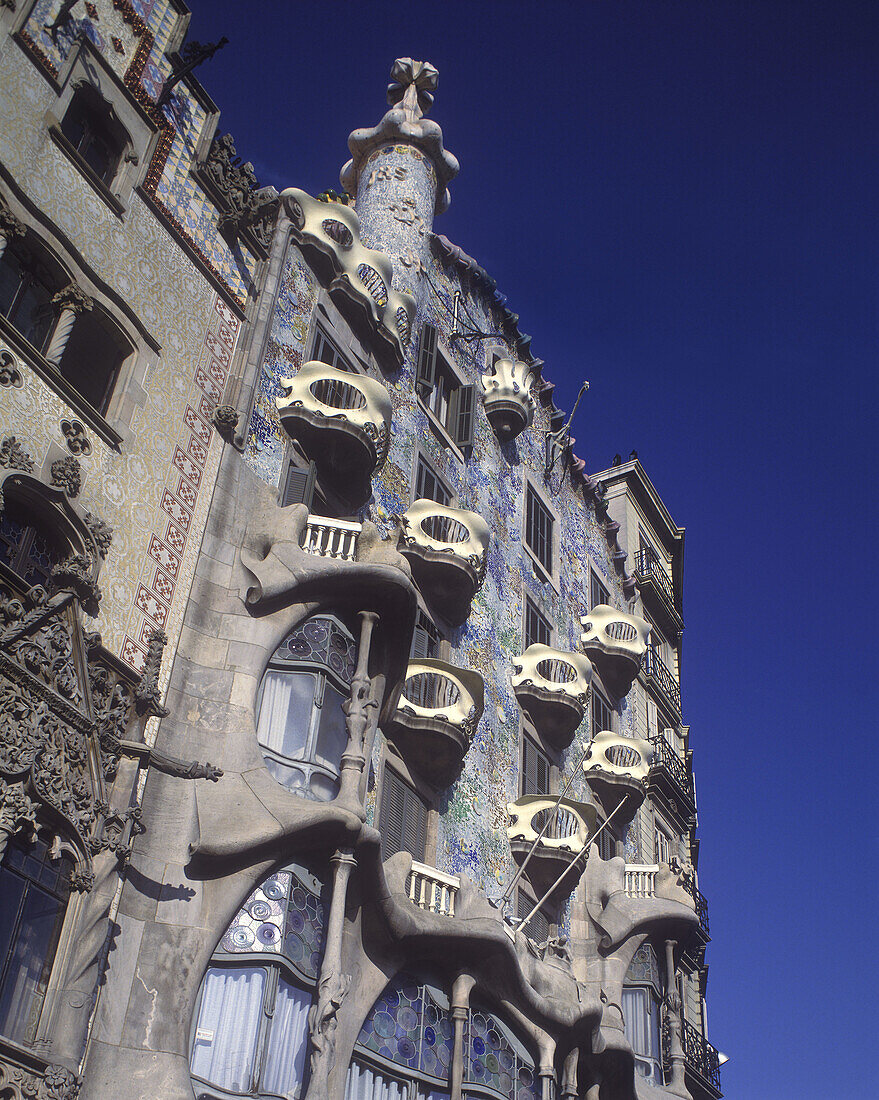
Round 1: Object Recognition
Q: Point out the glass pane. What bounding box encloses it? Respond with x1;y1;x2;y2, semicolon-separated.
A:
257;671;316;760
190;966;265;1093
0;252;23;316
262;977;310;1097
0;884;64;1044
313;683;347;772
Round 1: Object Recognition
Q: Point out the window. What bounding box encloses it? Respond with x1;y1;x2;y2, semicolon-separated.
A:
312;326;353;372
191;863;326;1100
59;86;129;187
281;459;316;508
516;889;552;943
654;825;672;866
523;597;552;649
623;944;664;1087
56;306;129;413
0;838;71;1046
255;615;357;802
379;768;428;861
414;455;451;506
411;609;440;660
520;734;550;797
590;570;610;610
524;484;553;577
596;815;617;862
591;690;613;741
0;242;60;353
415;323;476;450
0;498;66;587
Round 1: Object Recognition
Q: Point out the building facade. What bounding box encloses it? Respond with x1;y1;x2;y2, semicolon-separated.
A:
0;4;722;1100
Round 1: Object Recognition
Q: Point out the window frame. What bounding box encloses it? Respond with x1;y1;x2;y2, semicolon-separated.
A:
378;764;429;862
310;323;357;374
520;732;552;798
589;569;610;610
415;322;476;455
591;689;614;740
413;453;452;507
522;479;558;586
523;596;553;650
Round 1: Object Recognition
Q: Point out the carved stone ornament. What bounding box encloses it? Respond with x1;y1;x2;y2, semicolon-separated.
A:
307;969;351;1083
0;349;24;388
60;420;92;457
0;202;25;240
201;132;279;249
0;436;34;473
211;404;245;451
0;1061;82;1099
50;284;93;316
50;456;82;498
83;512;113;560
134;628;170;718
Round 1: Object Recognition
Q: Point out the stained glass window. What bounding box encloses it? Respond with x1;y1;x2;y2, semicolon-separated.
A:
466;1005;538;1100
0;499;65;589
354;975;454;1083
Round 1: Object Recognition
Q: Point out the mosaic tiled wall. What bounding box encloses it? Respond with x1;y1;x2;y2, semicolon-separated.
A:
246;225;636;902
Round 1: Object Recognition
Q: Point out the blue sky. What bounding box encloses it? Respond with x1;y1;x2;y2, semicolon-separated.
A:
190;2;878;1095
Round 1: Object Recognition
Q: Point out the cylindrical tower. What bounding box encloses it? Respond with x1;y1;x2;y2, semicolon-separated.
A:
340;58;459;297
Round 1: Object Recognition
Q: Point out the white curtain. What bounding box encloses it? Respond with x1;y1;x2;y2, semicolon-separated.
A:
257;671;314;760
345;1059;409;1100
262;977;311;1098
190;966;265;1092
622;986;662;1085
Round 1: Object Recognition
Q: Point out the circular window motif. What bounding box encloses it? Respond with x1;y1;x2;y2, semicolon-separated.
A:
249;900;273;921
397;1037;416;1061
424;1026;436;1045
373;1011;396;1039
284;934;304;961
472;1036;486;1056
257;922;280;945
287;909;306;934
229;926;254;950
397;1005;418;1032
263;878;285;900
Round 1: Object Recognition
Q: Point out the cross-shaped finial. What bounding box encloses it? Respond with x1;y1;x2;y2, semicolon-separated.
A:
386;58;439;120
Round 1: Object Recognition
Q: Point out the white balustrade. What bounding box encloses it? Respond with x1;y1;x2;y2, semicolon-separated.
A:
624;863;659;899
301;515;362;561
406;861;460;916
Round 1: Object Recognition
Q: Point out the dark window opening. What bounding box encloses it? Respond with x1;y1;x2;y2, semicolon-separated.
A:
0;244;59;353
414;455;451;506
525;485;553;576
58;307;129;413
592;690;613;741
516;889;553;943
379;767;428;861
411;609;440;660
60;86;128;186
0;498;66;587
521;734;551;797
590;571;610;610
524;598;552;649
312;327;353;373
415;323;475;449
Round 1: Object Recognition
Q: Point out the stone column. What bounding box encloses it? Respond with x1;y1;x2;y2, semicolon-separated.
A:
338;611;380;813
305;848;357;1100
560;1047;578;1100
537;1037;556;1100
45;284;93;365
449;972;475;1100
0;205;25;263
664;938;687;1092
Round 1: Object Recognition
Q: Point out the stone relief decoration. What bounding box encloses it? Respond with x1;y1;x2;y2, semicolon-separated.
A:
82;513;112;560
583;731;652;827
0;349;24;389
511;645;593;750
0;1059;81;1099
280;188;416;367
60;420;91;457
481;359;536;442
579;605;650;699
49;456;82;499
197;131;280;254
0;436;34;474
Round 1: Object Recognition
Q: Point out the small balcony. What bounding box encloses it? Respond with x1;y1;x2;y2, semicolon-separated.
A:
301;514;362;561
507;796;596;903
276;361;392;509
681;1019;723;1098
406;860;460;917
511;645;593;749
643;644;681;716
386;658;485;786
679;875;710;941
480;358;536;441
579;604;650;698
583;731;652;826
634;545;683;633
624;863;660;899
648;732;695;820
397;500;490;626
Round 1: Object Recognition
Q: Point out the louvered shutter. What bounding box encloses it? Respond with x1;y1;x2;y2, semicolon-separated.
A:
282;460;316;508
379;769;427;861
522;736;549;796
517;890;551;942
411;611;439;660
416;323;438;395
450;383;476;448
402;785;427;861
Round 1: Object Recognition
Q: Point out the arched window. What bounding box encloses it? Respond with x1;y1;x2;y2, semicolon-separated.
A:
256;615;357;802
0;836;72;1046
60;85;129;187
622;942;664;1087
0;238;64;353
190;863;327;1100
0;495;67;588
347;975;538;1100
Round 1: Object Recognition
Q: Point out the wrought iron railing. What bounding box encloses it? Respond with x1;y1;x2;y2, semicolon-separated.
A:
679;876;710;938
681;1018;722;1093
635;545;677;611
644;645;681;713
650;733;693;803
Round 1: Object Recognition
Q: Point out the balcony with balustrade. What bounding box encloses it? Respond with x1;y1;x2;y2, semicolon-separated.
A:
396;500;490;626
300;514;362;561
648;731;695;822
406;861;459;917
506;797;596;904
511;645;593;749
480;357;536;441
579;604;650;698
583;731;652;826
634;544;683;634
643;643;681;717
276;361;392;509
386;658;485;786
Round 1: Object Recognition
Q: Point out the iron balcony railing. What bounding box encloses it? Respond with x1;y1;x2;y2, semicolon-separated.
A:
634;546;677;613
680;875;710;938
644;644;681;714
681;1019;722;1094
650;733;693;805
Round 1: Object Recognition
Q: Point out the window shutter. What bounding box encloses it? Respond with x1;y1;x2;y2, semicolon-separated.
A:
282;461;316;508
450;383;476;448
411;612;438;660
646;697;658;740
402;786;427;862
416;323;438;394
379;769;406;858
522;736;549;796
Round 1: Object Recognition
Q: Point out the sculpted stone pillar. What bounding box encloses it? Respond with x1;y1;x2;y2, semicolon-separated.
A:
449;972;475;1100
45;284;93;364
0;204;25;262
664;938;687;1093
560;1047;579;1100
338;611;380;813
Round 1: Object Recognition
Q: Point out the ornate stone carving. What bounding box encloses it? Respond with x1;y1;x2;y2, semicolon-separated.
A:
0;777;38;858
0;350;23;388
211;404;245;450
200;132;279;249
0;203;26;241
50;457;82;498
307;969;351;1083
60;420;91;457
0;1061;82;1099
133;628;169;717
0;436;34;472
83;512;112;559
50;284;93;316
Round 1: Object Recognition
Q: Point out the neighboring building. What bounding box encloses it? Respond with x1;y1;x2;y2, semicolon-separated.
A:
0;5;723;1100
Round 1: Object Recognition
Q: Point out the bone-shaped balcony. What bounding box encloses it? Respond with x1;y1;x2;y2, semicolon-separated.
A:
506;797;596;904
276;362;392;510
480;358;536;441
583;731;652;826
397;500;489;626
579;604;650;698
511;645;593;749
386;658;484;786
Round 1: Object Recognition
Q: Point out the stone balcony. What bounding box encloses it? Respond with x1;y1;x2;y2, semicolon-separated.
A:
386;658;485;786
506;796;596;903
300;514;362;561
406;860;460;916
511;645;593;749
276;361;392;509
480;357;536;441
583;731;652;826
579;604;650;698
396;500;489;626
